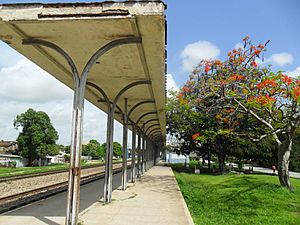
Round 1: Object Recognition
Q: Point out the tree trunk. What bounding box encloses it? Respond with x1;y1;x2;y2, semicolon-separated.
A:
28;157;33;167
208;147;211;172
218;147;225;173
218;154;224;173
277;138;293;190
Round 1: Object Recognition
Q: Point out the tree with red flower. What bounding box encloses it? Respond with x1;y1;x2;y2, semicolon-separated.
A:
178;36;299;190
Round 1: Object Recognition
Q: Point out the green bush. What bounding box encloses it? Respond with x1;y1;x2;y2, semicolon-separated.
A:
10;161;17;168
64;154;70;162
238;161;244;170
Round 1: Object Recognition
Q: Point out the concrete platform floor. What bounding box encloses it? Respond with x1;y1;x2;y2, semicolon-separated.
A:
80;166;194;225
0;166;194;225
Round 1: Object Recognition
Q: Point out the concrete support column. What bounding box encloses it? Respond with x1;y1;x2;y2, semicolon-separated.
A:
146;137;150;171
145;137;148;171
121;98;128;190
137;131;141;178
154;143;157;166
104;107;114;203
149;140;153;168
141;132;145;174
103;80;151;203
131;125;136;183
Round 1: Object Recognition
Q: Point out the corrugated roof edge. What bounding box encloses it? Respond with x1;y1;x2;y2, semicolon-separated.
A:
0;1;167;9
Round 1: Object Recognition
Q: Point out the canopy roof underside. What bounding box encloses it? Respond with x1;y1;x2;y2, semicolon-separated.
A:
0;1;166;141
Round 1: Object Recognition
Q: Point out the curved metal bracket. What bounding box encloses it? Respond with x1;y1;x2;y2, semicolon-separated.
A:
112;80;151;112
149;130;162;137
82;37;141;81
151;135;163;141
23;39;80;86
136;111;157;125
142;118;159;130
148;128;161;137
87;82;124;116
23;37;142;99
128;100;155;118
152;133;163;138
115;105;124;116
86;82;110;107
145;123;160;135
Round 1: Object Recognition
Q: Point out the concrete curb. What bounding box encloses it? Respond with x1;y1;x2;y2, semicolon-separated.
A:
169;167;195;225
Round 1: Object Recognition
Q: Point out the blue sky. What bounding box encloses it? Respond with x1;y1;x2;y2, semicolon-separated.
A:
0;0;299;144
164;0;300;84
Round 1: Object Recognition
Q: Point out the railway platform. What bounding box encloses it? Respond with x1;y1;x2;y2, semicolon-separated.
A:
0;166;194;225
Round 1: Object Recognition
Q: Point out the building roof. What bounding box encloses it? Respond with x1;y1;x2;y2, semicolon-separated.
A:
0;141;17;148
0;154;22;158
0;1;166;141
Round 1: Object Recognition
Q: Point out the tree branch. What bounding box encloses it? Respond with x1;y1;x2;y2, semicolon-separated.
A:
233;98;275;130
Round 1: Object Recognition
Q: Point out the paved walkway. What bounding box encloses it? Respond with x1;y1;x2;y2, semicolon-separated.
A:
243;165;300;179
0;166;194;225
80;166;194;225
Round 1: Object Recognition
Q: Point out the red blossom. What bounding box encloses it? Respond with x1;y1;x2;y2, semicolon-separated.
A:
253;94;276;105
258;44;265;49
205;64;211;73
254;50;261;55
176;93;183;99
179;98;188;105
250;61;258;67
282;75;293;85
257;79;277;90
192;133;201;140
293;87;300;100
182;86;190;93
229;74;244;81
214;60;223;66
238;57;245;63
247;96;254;102
223;118;229;123
226;108;235;113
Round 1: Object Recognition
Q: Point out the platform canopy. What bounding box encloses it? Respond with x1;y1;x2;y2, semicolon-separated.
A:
0;1;166;140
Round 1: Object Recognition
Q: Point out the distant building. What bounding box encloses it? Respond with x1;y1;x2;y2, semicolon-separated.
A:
31;152;66;166
0;140;18;153
165;135;190;164
0;154;25;167
165;150;190;164
0;141;24;167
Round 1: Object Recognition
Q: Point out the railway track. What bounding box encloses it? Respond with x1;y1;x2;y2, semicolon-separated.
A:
0;163;131;213
0;161;122;183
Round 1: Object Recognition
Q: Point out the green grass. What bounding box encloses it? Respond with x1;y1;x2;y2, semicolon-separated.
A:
0;160;108;178
174;171;300;225
0;163;69;178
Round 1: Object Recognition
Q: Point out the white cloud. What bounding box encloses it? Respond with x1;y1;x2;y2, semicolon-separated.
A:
0;58;125;146
0;58;73;103
234;42;244;50
166;73;179;94
181;41;221;72
0;41;24;68
287;67;300;78
266;53;293;67
230;43;292;68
